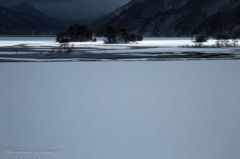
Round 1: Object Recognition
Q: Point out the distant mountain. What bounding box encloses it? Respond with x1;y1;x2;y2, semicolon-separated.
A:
90;0;240;37
0;7;66;35
8;3;108;28
192;2;240;37
89;0;144;33
9;3;64;26
61;14;108;27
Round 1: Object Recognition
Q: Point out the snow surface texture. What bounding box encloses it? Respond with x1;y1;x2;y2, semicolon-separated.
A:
0;61;240;159
0;37;238;52
0;37;239;62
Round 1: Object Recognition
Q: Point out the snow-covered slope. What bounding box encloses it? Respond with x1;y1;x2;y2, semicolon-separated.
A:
89;0;146;33
90;0;240;37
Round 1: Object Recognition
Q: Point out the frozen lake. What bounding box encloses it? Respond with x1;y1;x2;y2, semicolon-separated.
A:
0;37;239;62
0;61;240;159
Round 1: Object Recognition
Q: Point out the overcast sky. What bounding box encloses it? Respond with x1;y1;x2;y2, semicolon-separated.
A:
0;0;131;20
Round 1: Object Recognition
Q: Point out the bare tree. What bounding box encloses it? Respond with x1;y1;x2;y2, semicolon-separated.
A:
215;34;231;47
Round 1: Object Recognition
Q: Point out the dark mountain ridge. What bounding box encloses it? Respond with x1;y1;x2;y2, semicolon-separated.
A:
2;1;240;36
7;3;108;27
90;0;240;37
0;3;108;35
61;14;108;27
9;3;64;26
0;7;65;35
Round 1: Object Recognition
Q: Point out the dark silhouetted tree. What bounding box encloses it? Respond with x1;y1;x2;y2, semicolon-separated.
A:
137;34;143;41
67;24;92;42
104;25;143;44
193;35;208;47
56;32;70;43
104;25;119;43
128;33;136;42
119;27;129;43
57;24;93;43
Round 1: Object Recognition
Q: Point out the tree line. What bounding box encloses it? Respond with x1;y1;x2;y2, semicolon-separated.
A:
57;24;239;47
183;33;239;48
56;24;143;44
56;24;94;43
104;25;143;43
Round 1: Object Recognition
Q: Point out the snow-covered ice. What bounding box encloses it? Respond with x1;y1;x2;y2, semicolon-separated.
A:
0;37;239;55
0;61;240;159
